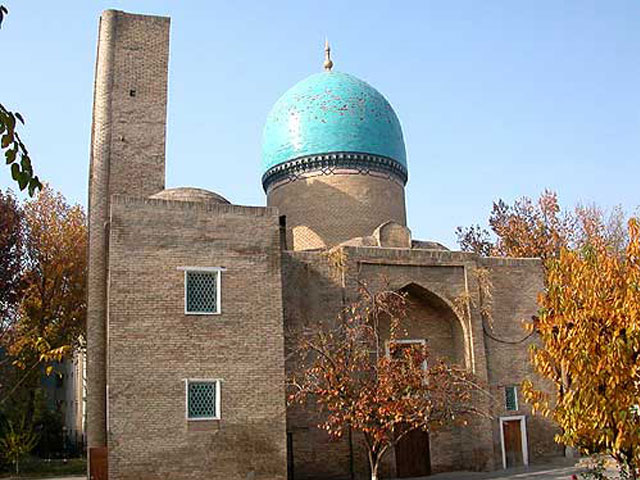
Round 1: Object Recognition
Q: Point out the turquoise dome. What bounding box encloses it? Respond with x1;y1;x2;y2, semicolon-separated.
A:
261;72;407;175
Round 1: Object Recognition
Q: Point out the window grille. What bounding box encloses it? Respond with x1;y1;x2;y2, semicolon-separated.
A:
185;270;219;314
187;380;219;420
505;385;518;411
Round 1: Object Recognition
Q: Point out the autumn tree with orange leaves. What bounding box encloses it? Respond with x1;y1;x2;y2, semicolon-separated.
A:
522;218;640;478
0;185;86;417
458;190;640;476
289;286;486;480
456;189;627;260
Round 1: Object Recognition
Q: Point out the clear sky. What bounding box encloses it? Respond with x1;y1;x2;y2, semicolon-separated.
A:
2;1;639;248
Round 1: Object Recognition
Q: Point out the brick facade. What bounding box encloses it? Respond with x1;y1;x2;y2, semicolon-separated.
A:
268;174;407;250
86;9;561;480
87;9;169;452
282;248;560;479
106;196;286;480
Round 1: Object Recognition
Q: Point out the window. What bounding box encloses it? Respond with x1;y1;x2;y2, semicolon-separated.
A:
186;380;220;420
386;339;428;371
178;267;224;314
505;385;518;411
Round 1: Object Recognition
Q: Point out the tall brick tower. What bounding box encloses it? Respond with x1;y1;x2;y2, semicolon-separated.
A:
261;44;408;250
86;8;169;459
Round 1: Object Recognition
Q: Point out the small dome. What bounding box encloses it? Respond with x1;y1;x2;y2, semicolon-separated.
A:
261;72;407;174
150;187;230;204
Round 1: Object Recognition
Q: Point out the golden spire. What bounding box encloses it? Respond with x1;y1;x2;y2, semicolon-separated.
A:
323;38;334;72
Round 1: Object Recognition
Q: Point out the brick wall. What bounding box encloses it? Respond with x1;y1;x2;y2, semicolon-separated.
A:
282;246;561;478
480;257;563;467
282;251;352;479
107;196;287;480
268;174;406;250
87;9;169;450
282;248;492;478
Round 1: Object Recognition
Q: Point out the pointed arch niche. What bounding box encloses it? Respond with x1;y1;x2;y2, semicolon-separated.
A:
393;283;471;369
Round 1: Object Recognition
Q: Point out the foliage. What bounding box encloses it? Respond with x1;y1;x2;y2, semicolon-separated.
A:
522;218;640;477
0;104;41;196
0;185;86;410
0;5;42;196
8;185;87;363
0;6;8;28
576;455;639;480
457;190;639;474
456;224;493;257
289;285;485;480
576;456;610;480
456;190;627;261
0;190;24;341
0;418;39;475
32;409;64;459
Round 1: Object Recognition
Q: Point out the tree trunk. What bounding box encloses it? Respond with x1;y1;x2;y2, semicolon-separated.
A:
367;449;380;480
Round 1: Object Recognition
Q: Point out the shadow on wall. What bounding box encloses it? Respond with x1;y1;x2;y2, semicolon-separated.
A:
400;283;469;368
111;420;286;480
269;174;406;250
201;420;287;478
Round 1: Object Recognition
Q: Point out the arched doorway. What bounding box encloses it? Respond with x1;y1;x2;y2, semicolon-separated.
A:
391;283;469;476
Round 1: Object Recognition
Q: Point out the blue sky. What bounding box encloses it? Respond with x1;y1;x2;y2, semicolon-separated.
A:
2;1;639;248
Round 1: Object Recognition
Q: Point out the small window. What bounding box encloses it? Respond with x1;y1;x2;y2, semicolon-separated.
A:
386;339;428;371
181;268;222;314
505;385;518;411
186;380;220;420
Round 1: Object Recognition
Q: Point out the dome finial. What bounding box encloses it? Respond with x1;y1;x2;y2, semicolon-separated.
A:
323;38;334;72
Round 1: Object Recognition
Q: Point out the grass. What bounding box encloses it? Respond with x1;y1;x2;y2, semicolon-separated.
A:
0;457;85;479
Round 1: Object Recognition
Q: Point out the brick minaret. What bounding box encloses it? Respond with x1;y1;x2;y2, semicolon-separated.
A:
86;9;169;452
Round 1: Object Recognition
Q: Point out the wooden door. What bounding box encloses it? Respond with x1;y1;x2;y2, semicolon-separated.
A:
503;420;524;468
395;429;431;477
89;446;108;480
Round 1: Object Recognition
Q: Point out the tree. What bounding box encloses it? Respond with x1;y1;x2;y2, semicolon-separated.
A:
0;5;42;196
0;417;39;475
288;286;485;480
456;190;573;259
456;190;627;261
522;218;640;478
457;190;640;475
0;189;24;342
1;185;86;410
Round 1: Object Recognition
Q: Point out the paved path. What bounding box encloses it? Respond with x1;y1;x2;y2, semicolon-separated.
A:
424;459;581;480
7;460;583;480
1;477;85;480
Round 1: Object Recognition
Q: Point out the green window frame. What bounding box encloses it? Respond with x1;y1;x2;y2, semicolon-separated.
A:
505;385;518;411
178;267;224;315
186;379;221;420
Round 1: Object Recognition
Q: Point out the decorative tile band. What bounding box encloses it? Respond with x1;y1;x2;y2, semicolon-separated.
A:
262;152;408;193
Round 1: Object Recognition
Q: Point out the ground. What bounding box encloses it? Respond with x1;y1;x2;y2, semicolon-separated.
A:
428;459;579;480
8;459;583;480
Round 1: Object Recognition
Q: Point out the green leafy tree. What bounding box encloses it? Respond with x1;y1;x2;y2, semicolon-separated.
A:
0;417;39;475
0;5;42;196
0;189;24;340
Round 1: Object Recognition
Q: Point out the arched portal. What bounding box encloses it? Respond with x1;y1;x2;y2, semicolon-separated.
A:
398;283;469;368
388;283;472;476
